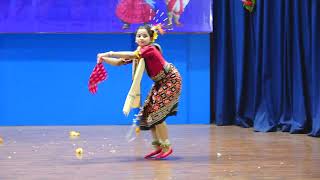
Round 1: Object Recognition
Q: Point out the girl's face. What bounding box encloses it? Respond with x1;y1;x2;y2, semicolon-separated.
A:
136;28;151;47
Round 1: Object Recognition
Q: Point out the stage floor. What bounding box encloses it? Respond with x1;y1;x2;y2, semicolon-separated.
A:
0;125;319;180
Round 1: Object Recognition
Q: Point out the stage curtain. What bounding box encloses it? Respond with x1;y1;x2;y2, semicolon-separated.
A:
213;0;320;137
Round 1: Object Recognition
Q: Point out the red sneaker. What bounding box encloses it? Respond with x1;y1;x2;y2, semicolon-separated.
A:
144;149;162;159
155;148;173;159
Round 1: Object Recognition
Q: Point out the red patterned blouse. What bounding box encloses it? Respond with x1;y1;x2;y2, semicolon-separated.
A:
139;45;167;78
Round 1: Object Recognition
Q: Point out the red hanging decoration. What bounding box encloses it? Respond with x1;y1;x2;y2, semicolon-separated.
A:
242;0;256;13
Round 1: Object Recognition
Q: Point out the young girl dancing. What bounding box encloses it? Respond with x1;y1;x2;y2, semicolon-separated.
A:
97;24;182;159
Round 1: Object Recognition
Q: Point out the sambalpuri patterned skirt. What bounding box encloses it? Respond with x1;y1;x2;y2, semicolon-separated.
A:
139;64;182;130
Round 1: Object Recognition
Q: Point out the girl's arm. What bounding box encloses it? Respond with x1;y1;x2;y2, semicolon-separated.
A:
98;57;131;66
99;51;137;59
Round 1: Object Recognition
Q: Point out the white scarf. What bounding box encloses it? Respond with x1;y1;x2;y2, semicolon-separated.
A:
122;58;145;116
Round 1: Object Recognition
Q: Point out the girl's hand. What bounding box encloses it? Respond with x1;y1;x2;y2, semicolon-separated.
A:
97;53;104;60
97;51;113;59
97;57;103;64
105;51;114;57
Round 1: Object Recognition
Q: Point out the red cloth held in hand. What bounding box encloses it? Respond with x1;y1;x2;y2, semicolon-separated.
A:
88;63;108;94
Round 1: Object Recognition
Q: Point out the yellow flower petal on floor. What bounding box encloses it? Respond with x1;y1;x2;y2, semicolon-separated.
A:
76;153;83;159
135;127;140;134
76;147;83;154
69;131;80;137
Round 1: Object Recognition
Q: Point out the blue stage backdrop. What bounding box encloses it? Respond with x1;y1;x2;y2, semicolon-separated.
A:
0;0;212;33
0;34;210;125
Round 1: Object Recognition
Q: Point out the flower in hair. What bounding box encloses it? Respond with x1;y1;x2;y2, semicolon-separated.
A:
151;24;165;42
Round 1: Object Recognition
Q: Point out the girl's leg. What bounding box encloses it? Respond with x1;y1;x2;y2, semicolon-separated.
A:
155;122;173;158
167;12;173;26
151;127;161;149
156;122;169;141
144;127;162;158
122;22;130;29
173;13;182;26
